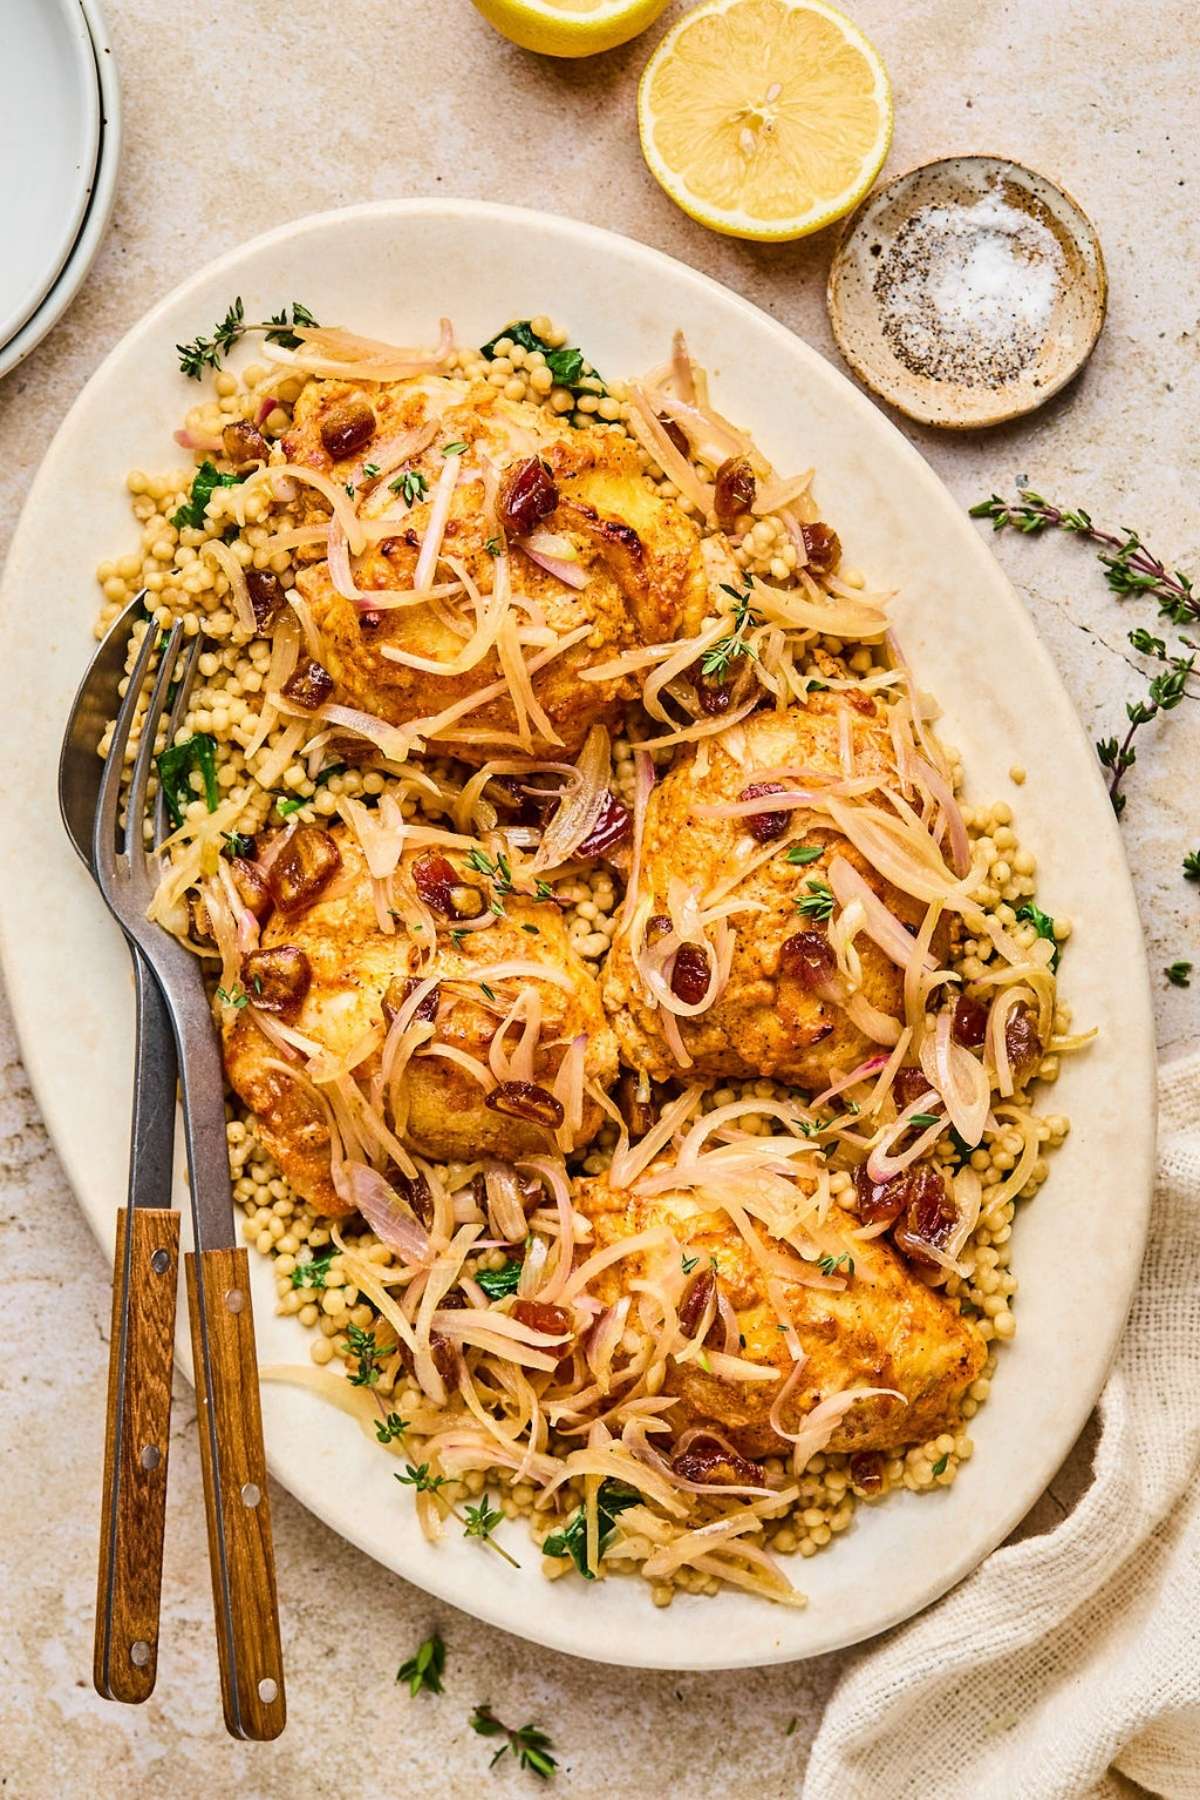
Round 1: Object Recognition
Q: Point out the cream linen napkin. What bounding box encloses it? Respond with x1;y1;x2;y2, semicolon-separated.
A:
804;1052;1200;1800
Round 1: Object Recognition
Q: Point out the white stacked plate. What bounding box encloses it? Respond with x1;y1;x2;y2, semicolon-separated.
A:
0;0;121;379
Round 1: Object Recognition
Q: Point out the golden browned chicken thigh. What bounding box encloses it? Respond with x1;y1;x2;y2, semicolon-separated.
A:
223;825;619;1213
282;376;707;762
576;1160;985;1459
603;698;939;1092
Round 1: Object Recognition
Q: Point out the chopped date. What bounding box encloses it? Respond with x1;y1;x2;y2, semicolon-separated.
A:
240;944;311;1017
693;668;733;715
499;457;558;537
412;851;458;915
670;944;711;1005
952;993;990;1048
737;781;788;842
658;414;689;456
892;1066;934;1110
512;1299;571;1339
281;656;334;710
245;566;284;632
484;1080;564;1128
221;419;269;469
801;522;841;575
320;397;376;460
576;790;632;857
382;975;440;1026
853;1162;909;1229
678;1268;717;1339
714;455;757;531
892;1166;959;1266
1004;1002;1043;1083
266;825;341;912
779;929;837;990
670;1439;763;1487
228;855;271;919
849;1451;884;1493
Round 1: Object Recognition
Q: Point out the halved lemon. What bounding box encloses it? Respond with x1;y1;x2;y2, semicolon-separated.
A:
470;0;672;58
638;0;892;240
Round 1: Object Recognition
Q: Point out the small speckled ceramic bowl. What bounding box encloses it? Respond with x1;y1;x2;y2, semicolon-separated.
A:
828;155;1107;428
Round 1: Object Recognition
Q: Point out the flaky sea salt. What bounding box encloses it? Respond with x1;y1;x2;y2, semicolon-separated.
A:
874;183;1066;388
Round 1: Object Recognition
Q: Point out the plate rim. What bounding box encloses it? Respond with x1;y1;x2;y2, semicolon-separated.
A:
0;0;121;381
0;197;1156;1668
0;0;102;350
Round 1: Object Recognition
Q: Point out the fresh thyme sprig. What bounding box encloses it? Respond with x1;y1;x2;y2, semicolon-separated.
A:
396;1631;445;1697
470;1706;559;1780
1096;655;1193;817
969;488;1198;625
346;1323;387;1388
701;582;762;681
971;486;1198;815
176;297;319;379
393;1465;520;1569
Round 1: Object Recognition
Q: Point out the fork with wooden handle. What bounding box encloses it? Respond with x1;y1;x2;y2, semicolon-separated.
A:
58;594;182;1706
90;617;286;1741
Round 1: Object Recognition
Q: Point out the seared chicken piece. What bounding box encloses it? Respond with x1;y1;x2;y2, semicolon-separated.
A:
603;697;941;1091
224;826;619;1213
282;378;708;762
576;1161;985;1458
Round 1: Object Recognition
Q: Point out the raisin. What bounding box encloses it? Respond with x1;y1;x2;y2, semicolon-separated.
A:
737;780;788;842
952;993;990;1048
240;945;311;1017
245;567;284;633
281;657;334;710
714;455;756;531
320;397;375;460
499;457;558;536
267;825;341;913
670;944;711;1005
484;1081;564;1128
779;930;837;989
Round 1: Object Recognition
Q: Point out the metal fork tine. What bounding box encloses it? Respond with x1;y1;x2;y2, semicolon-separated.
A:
93;615;164;884
124;623;186;880
153;633;205;851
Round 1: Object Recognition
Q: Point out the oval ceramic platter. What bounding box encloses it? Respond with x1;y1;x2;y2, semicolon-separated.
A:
0;201;1154;1669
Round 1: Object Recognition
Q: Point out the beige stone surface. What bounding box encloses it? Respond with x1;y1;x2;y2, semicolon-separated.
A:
0;1;1195;1793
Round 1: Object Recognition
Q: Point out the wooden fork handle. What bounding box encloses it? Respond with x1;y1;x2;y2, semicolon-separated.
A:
94;1205;180;1703
185;1245;286;1741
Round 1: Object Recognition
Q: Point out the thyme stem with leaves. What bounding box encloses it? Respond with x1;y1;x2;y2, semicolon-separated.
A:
971;486;1197;815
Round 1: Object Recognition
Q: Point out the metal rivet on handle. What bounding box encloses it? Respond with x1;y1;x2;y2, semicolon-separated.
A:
150;1248;170;1275
224;1287;244;1313
258;1677;278;1704
130;1640;151;1668
240;1482;261;1508
140;1444;161;1471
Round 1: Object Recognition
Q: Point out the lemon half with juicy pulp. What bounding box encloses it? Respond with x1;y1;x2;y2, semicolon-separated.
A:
638;0;892;240
470;0;673;58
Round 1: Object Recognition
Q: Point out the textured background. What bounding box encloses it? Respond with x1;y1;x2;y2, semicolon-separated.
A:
0;0;1196;1793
